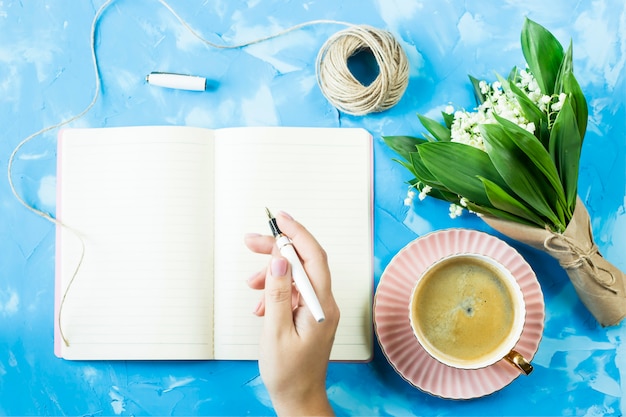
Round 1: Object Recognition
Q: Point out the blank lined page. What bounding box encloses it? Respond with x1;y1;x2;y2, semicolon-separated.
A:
56;126;215;360
212;127;373;361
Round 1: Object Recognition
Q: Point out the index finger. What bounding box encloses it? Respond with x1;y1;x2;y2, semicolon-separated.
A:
275;211;333;300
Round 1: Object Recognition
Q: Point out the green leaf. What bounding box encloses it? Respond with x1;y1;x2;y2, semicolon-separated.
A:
506;66;519;83
416;141;510;208
549;97;581;213
428;188;461;204
382;135;427;161
469;75;487;104
478;176;547;227
405;150;475;204
537;118;552;150
395;158;418;177
521;18;564;95
464;201;541;228
494;72;510;90
492;114;566;204
417;114;452;142
479;122;564;228
442;111;455;129
554;199;567;232
495;72;548;148
554;41;588;141
555;41;574;93
505;76;548;130
561;72;588;141
403;152;461;204
423;133;437;142
408;151;446;189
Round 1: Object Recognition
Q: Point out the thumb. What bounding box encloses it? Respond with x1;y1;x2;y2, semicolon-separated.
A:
264;257;295;335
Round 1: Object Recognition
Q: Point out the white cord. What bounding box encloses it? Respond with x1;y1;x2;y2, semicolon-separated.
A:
8;0;409;347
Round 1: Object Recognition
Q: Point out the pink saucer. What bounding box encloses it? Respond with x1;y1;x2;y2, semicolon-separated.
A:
374;229;545;399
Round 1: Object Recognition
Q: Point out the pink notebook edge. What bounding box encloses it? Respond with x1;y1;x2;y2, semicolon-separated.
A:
354;130;375;363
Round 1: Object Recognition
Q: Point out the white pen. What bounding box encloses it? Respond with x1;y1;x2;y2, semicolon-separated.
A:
146;72;207;91
265;208;325;323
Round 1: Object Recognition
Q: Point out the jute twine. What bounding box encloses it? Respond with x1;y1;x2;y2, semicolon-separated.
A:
316;25;409;115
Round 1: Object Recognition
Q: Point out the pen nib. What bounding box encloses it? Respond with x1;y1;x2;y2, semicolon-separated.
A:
265;207;281;237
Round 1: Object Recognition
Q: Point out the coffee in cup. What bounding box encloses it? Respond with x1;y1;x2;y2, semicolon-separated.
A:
409;253;532;374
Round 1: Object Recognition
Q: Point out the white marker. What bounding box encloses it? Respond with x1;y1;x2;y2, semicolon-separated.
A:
146;72;207;91
265;208;325;323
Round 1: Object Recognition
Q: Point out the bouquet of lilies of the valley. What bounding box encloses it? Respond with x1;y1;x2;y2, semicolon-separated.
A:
384;18;626;326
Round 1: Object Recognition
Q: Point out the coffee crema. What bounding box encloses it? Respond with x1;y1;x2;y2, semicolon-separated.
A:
411;256;516;364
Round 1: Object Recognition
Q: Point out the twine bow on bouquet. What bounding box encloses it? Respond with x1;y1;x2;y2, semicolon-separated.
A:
384;18;626;326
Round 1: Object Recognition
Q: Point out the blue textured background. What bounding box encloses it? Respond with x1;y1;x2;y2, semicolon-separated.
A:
1;0;625;415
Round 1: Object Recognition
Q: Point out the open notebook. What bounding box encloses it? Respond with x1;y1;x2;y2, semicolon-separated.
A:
55;126;373;361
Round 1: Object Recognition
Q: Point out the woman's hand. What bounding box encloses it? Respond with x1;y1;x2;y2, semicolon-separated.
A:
245;211;340;416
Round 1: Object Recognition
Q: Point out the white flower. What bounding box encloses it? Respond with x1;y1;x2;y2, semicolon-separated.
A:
449;203;464;219
551;93;567;112
404;189;416;206
539;95;552;105
447;70;565;159
450;110;488;151
479;80;489;95
445;105;455;114
418;185;432;200
528;90;542;105
537;95;551;112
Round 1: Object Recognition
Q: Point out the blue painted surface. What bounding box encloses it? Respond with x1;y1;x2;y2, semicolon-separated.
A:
1;0;625;415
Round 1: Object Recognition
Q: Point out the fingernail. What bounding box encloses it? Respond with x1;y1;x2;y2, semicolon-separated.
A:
278;211;293;220
271;257;288;277
253;300;262;315
244;232;262;239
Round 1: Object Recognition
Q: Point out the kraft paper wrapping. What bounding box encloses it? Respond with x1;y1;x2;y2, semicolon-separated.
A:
482;197;626;327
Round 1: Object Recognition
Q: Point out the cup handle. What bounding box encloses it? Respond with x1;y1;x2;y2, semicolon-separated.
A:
505;350;533;375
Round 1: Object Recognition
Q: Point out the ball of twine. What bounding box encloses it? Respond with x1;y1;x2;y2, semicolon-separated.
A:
315;25;409;116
